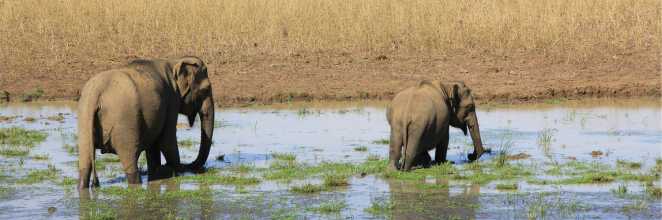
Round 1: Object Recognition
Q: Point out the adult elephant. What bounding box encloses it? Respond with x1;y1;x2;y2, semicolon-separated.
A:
386;80;484;172
77;56;215;188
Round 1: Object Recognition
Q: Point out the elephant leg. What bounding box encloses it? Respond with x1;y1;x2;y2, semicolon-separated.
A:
145;145;161;181
433;130;450;165
91;153;100;187
387;127;403;171
118;149;142;185
402;132;423;172
402;153;417;172
158;109;181;171
412;152;432;168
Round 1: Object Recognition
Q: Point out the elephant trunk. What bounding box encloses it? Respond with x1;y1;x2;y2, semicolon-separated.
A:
188;95;215;169
467;112;483;161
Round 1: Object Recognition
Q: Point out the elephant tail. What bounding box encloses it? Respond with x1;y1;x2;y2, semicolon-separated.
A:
77;78;103;188
400;80;425;171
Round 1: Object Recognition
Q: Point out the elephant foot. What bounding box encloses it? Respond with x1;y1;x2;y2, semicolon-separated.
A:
386;164;399;172
154;165;177;180
468;153;477;161
411;153;432;168
125;172;142;186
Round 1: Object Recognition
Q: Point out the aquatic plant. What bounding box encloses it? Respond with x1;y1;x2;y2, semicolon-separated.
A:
364;196;396;215
323;173;348;187
290;183;323;193
0;126;49;147
611;183;628;195
496;183;518;190
536;127;555;143
371;138;390;145
305;198;347;212
271;151;297;160
353;146;368;151
0;148;29;156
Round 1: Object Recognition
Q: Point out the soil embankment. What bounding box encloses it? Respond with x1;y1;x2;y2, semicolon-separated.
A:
1;53;659;107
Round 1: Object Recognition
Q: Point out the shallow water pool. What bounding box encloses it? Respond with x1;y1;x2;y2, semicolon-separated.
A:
0;98;660;219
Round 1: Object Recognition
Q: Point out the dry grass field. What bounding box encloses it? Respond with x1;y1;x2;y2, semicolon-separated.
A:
0;0;660;105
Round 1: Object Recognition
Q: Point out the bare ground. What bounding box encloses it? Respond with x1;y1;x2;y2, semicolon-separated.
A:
0;51;660;106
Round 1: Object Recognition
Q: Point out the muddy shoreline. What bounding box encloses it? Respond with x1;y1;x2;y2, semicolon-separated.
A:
1;54;660;107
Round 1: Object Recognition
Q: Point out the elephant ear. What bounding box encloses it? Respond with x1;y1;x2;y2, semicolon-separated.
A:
449;84;460;114
173;59;200;95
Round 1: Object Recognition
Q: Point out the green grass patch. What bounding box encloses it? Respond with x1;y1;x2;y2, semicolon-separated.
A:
620;171;660;182
0;126;49;147
82;207;118;220
63;144;78;155
496;183;518;189
297;105;311;115
215;154;225;161
262;170;304;180
371;138;390;145
270;161;308;170
364;196;396;216
611;183;628;195
177;138;199;147
366;153;380;161
226;162;256;173
0;147;29;156
411;183;454;190
616;158;643;168
290;183;323;193
536;127;555;143
271;151;297;160
353;146;368;151
30;153;50;160
323;173;348;187
177;174;261;185
0;185;15;198
100;186;150;197
555;172;617;184
646;185;661;196
380;170;426;180
620;200;649;211
16;166;61;184
305;199;347;212
57;176;78;186
425;161;458;175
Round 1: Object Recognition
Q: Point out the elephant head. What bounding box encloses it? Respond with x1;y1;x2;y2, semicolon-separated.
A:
169;56;215;169
445;82;483;161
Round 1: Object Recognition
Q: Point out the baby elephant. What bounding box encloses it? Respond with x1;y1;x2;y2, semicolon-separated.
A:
386;80;484;172
77;56;215;188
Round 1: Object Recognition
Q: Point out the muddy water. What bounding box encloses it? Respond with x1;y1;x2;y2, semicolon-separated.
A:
0;98;660;219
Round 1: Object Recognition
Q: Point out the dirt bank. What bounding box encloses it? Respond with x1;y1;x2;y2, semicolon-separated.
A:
0;52;659;107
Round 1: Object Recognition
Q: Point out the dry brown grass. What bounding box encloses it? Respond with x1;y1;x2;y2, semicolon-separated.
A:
0;0;659;75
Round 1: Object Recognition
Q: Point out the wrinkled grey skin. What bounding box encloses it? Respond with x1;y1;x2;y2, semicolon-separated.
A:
386;80;484;172
77;56;215;189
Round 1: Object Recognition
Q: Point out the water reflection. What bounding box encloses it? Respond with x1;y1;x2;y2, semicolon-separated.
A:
386;177;481;219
